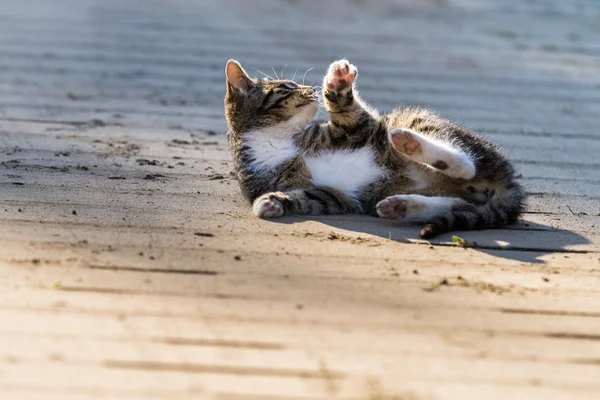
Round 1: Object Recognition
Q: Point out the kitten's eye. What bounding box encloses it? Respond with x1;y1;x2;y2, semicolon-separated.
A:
278;82;297;90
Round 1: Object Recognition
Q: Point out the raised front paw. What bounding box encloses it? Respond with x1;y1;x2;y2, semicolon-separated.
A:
324;60;357;94
253;194;284;218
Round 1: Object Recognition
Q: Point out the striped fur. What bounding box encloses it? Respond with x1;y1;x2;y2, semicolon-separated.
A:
224;59;526;238
419;182;526;238
254;188;359;217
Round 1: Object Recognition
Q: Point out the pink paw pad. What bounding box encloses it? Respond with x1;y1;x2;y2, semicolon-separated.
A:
325;60;357;93
389;129;422;156
376;197;409;219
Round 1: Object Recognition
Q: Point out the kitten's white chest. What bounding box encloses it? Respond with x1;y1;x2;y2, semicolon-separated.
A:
242;115;313;170
304;147;385;199
244;134;298;170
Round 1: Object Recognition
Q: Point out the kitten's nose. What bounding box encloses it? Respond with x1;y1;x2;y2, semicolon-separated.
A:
304;87;318;99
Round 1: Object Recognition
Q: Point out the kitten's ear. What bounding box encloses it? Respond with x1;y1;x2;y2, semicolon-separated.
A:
226;60;253;93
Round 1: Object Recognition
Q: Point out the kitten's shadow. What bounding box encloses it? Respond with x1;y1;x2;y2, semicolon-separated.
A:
269;215;590;264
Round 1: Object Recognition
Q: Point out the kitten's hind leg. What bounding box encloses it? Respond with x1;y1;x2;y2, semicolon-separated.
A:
388;128;475;180
323;60;377;137
253;187;358;218
376;194;465;222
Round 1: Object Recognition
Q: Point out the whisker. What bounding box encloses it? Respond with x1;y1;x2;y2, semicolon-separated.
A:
281;64;288;79
251;68;274;80
271;67;280;80
302;67;315;85
291;68;299;82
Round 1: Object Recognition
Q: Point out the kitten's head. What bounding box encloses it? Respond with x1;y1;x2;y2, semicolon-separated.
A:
224;60;319;134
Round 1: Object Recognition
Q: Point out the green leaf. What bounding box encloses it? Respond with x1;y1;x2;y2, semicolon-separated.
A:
451;235;472;248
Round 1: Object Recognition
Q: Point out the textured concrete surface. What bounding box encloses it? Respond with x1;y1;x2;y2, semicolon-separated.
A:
1;0;599;399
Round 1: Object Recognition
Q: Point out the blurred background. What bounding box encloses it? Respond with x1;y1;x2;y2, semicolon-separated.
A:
2;0;600;136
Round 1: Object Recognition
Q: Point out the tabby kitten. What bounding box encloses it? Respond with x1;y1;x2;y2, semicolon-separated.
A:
224;59;525;238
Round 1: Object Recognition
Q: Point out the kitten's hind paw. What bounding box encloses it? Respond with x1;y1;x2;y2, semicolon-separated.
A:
253;195;284;218
376;196;409;219
388;128;476;180
388;128;422;156
324;60;357;94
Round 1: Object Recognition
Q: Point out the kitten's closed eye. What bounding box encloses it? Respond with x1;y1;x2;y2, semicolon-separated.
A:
278;82;298;90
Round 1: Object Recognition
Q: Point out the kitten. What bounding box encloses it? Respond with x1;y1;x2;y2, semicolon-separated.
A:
224;59;525;238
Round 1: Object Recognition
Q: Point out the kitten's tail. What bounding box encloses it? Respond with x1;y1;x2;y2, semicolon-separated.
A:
419;181;526;239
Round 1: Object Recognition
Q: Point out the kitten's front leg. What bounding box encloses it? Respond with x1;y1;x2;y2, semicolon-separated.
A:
253;188;358;217
388;128;476;180
323;60;377;137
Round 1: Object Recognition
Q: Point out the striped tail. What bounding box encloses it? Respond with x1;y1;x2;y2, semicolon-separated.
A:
419;182;526;239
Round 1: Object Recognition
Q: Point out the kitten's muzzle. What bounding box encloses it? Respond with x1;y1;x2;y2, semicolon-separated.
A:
295;89;319;108
295;97;318;108
302;87;318;99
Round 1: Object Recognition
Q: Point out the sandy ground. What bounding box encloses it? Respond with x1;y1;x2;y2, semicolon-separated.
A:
1;0;599;399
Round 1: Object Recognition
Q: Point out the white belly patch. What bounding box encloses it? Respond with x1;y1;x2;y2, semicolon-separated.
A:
303;147;385;199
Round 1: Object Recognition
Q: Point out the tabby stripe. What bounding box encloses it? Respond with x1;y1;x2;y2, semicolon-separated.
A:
314;188;346;212
491;208;503;226
453;213;469;230
497;209;508;225
426;217;447;236
324;92;339;103
269;93;294;109
259;89;275;110
437;215;450;228
506;206;520;222
278;196;294;214
304;191;330;213
472;212;486;229
506;181;519;190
